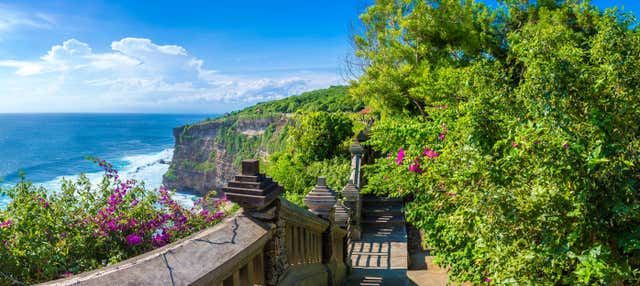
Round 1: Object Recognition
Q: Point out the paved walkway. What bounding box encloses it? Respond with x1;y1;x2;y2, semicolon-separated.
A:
345;195;452;285
347;225;409;285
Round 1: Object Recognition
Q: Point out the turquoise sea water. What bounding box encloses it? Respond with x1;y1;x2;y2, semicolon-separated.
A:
0;113;215;209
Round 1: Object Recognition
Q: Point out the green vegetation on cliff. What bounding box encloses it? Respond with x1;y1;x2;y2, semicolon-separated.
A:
232;85;364;116
168;85;366;202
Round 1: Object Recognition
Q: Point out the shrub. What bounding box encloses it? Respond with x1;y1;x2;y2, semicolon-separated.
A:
356;0;640;284
0;158;234;284
290;111;354;163
265;153;350;207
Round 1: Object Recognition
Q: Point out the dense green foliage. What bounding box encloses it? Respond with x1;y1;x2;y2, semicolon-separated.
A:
233;86;364;115
355;0;640;284
265;154;351;205
290;111;354;163
263;111;357;204
0;160;233;284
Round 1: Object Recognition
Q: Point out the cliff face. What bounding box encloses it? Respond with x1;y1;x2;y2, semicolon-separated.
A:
163;115;289;195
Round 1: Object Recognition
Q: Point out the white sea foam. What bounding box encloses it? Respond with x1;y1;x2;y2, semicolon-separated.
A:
35;149;199;207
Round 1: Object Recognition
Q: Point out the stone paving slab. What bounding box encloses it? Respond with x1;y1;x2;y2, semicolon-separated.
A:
406;255;450;286
346;225;409;285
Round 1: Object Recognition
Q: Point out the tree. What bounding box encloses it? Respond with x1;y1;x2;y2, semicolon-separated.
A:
290;111;354;163
354;0;640;284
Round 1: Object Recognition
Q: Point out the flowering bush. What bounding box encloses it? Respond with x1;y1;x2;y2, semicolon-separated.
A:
356;1;640;284
0;158;234;284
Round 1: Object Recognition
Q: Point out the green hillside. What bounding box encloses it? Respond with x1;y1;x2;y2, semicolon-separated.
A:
231;85;364;116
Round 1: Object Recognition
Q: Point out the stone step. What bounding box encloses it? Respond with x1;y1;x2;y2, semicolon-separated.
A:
362;196;404;204
362;198;404;210
361;216;405;226
362;207;403;217
362;212;404;219
346;276;409;286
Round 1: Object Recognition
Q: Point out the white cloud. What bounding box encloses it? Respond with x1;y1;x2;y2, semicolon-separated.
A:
111;38;187;56
0;37;342;113
0;5;55;34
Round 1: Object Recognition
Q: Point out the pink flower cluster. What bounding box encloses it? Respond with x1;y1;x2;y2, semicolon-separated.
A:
126;234;142;246
34;197;49;208
0;219;12;229
439;123;448;141
408;159;424;174
396;148;405;165
394;146;440;174
423;148;440;159
84;158;228;249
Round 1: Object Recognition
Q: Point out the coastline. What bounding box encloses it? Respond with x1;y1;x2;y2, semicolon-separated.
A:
0;148;200;209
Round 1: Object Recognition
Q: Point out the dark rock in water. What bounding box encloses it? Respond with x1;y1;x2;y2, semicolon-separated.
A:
158;159;170;165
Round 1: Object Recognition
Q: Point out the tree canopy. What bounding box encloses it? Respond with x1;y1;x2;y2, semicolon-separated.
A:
353;0;640;284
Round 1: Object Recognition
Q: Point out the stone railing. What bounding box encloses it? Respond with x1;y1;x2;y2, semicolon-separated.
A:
41;150;365;286
221;160;351;286
40;211;273;286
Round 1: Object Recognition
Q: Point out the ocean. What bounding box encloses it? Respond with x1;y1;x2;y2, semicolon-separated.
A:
0;113;215;209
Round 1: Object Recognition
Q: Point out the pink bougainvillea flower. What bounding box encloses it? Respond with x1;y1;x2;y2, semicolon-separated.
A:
511;141;518;148
563;142;569;149
126;234;142;246
423;148;440;159
408;160;424;174
438;183;446;190
438;134;446;141
396;148;405;165
485;278;491;283
0;219;12;229
215;211;225;219
441;123;449;134
152;230;171;247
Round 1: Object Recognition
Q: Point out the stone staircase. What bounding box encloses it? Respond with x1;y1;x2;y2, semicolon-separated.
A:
346;195;409;286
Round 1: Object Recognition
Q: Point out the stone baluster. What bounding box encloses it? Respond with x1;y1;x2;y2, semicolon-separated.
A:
223;160;286;286
304;177;339;285
304;177;336;219
349;140;364;189
342;181;361;240
334;198;349;229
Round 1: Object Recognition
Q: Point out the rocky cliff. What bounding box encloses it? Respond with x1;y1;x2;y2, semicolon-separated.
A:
163;115;290;195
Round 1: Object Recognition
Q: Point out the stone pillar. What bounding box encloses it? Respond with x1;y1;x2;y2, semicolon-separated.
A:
222;160;286;286
342;181;361;240
304;177;338;285
349;141;364;189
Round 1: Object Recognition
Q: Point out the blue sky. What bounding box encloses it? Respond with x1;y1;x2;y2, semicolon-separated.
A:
0;1;637;113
